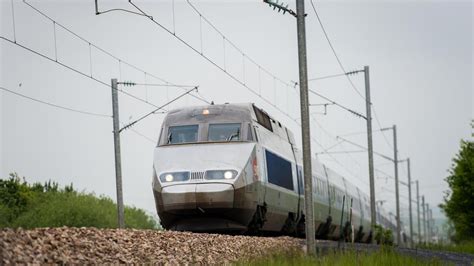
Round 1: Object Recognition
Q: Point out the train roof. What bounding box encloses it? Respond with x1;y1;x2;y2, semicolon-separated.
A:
164;103;254;125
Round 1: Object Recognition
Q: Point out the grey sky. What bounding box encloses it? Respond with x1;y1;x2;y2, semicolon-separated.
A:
1;0;472;229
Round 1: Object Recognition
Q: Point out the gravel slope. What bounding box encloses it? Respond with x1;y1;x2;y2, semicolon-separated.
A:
0;227;302;264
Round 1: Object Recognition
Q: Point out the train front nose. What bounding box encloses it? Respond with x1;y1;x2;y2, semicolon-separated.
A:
152;142;256;231
160;182;235;211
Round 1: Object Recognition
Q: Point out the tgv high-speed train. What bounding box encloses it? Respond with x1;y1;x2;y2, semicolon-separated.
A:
152;103;398;242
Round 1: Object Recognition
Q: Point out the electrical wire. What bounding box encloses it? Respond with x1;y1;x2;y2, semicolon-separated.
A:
372;105;394;149
120;87;198;132
308;0;365;100
308;0;398;160
309;0;395;156
119;82;197;88
308;72;347;82
0;85;111;118
0;36;161;110
22;0;210;105
185;0;294;89
310;116;368;186
337;135;394;162
124;125;157;144
316;150;366;155
3;0;207;112
309;88;366;119
126;0;299;126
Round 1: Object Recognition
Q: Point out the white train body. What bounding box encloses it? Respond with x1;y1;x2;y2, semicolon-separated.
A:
152;103;399;242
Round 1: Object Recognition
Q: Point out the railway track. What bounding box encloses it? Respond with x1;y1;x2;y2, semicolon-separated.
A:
1;227;473;265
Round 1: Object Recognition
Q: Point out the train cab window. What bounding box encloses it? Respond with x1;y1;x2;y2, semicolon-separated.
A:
167;125;198;144
208;123;241;142
265;150;294;191
253;105;273;132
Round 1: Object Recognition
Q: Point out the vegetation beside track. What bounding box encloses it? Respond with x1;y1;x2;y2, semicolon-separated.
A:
239;247;445;266
440;138;474;243
0;173;158;229
418;241;474;255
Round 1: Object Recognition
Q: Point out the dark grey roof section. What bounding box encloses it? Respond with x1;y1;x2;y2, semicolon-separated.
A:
163;103;254;126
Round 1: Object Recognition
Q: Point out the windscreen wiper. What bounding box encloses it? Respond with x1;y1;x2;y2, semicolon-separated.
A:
226;129;240;141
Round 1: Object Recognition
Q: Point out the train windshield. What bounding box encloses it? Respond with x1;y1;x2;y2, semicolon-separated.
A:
208;123;241;142
167;125;198;144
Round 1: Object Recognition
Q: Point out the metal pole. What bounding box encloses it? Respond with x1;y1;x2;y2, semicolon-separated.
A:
416;180;421;245
111;78;125;228
407;158;413;247
295;0;315;255
426;204;430;243
422;195;426;243
338;195;346;248
364;66;377;244
393;125;401;246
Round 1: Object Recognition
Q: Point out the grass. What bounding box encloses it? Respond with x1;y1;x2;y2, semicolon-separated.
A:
239;247;446;266
418;241;474;255
0;173;158;229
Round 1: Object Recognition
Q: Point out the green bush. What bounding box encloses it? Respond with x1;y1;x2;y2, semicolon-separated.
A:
440;140;474;242
374;225;394;246
0;173;158;229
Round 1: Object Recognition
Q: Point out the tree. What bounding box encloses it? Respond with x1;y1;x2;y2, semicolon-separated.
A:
440;140;474;242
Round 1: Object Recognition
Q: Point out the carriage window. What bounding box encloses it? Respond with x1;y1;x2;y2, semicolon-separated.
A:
208;123;241;142
167;125;198;144
266;150;293;190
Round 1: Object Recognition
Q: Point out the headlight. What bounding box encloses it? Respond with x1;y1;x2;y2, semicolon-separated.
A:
165;174;174;182
159;172;190;182
205;170;238;180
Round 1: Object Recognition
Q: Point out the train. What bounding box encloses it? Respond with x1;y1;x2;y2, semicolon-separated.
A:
152;103;403;243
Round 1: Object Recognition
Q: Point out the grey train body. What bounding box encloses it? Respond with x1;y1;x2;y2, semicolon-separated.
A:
152;103;403;243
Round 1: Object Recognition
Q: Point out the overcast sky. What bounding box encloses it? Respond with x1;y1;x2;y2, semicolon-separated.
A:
1;0;472;231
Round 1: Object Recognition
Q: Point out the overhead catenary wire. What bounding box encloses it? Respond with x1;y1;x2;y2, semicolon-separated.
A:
309;88;366;119
120;86;198;132
125;125;158;144
308;0;365;101
185;0;294;89
0;36;162;110
316;150;366;155
337;128;388;138
372;106;394;149
22;0;210;105
2;0;208;115
124;0;299;126
308;0;396;158
118;82;198;88
337;135;394;162
308;72;347;82
0;85;111;118
311;118;369;186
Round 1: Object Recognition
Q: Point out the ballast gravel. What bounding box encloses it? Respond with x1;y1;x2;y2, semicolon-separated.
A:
0;227;302;264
